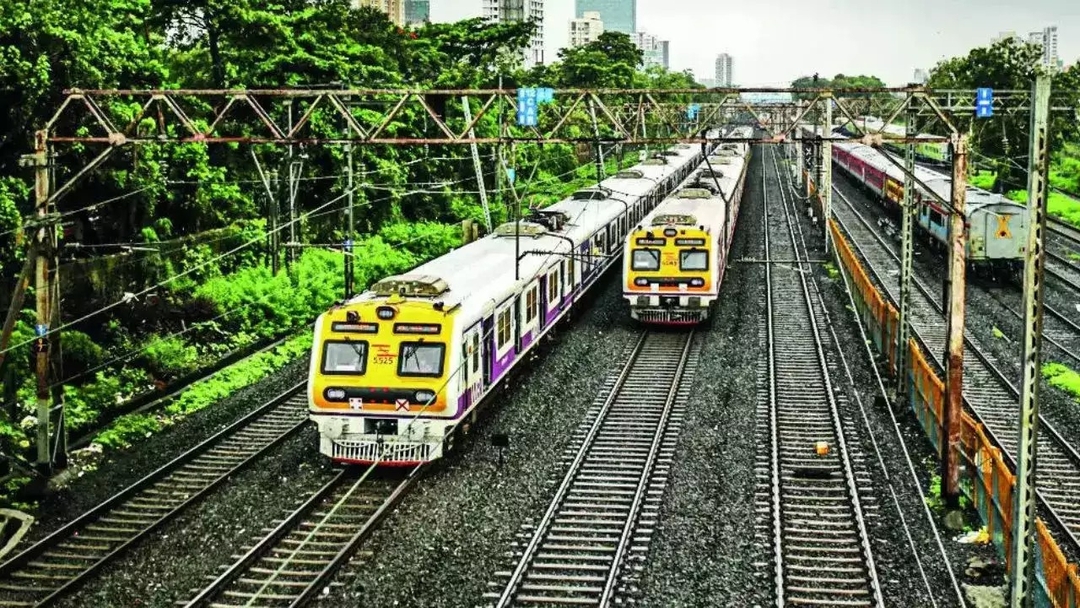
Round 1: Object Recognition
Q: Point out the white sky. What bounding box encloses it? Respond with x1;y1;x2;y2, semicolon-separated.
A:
429;0;1080;85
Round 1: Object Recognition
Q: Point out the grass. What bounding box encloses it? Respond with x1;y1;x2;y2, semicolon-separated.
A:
1043;362;1080;401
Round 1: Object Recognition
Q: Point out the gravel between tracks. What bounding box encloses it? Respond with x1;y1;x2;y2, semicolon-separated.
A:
314;276;639;607
20;356;312;547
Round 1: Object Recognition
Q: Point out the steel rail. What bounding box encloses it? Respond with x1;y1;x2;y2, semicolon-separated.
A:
764;146;884;607
0;383;309;607
831;185;1080;556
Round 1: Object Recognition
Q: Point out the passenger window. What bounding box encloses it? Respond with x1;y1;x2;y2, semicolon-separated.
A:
548;269;560;303
469;332;480;375
680;250;709;271
398;342;445;377
632;249;660;271
525;286;539;323
497;308;512;348
321;341;367;374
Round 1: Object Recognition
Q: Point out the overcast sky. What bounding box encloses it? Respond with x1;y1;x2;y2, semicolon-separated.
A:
430;0;1079;85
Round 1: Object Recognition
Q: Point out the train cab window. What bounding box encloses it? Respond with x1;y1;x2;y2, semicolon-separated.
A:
680;250;709;271
398;342;445;377
632;249;661;271
322;341;368;374
496;307;512;349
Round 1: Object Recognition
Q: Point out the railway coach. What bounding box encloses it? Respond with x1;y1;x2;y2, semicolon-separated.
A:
830;138;1027;272
307;140;713;466
835;116;951;165
622;126;753;324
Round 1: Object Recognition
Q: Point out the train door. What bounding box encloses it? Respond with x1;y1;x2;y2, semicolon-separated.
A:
482;315;494;386
463;325;483;405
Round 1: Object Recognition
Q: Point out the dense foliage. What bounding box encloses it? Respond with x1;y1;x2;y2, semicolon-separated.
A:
0;2;700;485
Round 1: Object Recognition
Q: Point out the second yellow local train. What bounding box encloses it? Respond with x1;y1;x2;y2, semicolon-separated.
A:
622;126;753;325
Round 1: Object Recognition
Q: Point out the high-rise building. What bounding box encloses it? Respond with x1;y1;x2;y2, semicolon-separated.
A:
660;41;670;71
991;30;1020;44
715;53;733;86
633;32;666;70
483;0;545;67
569;11;604;47
1028;25;1061;71
575;0;636;35
404;0;430;25
354;0;405;25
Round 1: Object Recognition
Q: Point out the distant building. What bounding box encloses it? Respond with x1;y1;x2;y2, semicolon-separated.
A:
913;68;929;84
1028;25;1062;71
715;53;733;86
569;11;604;47
354;0;405;25
660;40;670;70
991;30;1020;44
404;0;430;25
633;32;667;70
483;0;545;67
575;0;636;35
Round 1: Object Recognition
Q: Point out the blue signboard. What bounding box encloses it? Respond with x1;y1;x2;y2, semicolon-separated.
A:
343;239;353;252
975;87;993;118
686;104;701;119
516;88;539;127
537;87;554;104
506;168;516;184
35;324;48;336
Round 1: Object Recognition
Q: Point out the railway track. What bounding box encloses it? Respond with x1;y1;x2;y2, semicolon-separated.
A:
485;330;697;607
762;147;883;606
184;467;415;608
830;182;1080;554
0;384;310;608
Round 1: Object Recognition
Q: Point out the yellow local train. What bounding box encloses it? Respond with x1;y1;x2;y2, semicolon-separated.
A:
622;126;752;325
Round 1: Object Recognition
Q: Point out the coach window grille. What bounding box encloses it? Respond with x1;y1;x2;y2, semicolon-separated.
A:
525;286;538;323
469;333;480;375
497;308;512;348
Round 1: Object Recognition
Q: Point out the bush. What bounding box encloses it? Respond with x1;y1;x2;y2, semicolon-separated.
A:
61;331;105;380
141;336;200;380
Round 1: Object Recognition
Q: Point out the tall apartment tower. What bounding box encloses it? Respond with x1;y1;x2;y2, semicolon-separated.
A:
483;0;545;67
354;0;406;25
715;53;733;86
1025;26;1061;70
575;0;636;35
570;11;605;48
403;0;430;25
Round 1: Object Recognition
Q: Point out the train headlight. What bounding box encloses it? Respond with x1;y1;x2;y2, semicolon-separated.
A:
415;389;437;404
326;388;346;401
634;278;649;286
690;278;705;287
376;306;396;320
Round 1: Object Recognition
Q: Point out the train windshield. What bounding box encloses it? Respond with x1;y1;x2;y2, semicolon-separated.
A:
680;250;709;271
322;341;368;374
631;249;660;271
398;342;445;377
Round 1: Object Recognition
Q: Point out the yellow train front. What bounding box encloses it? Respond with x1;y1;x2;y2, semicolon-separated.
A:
307;276;459;466
622;142;749;325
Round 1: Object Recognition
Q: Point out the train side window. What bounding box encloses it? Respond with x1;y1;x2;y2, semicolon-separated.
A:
929;210;944;227
496;306;512;351
632;249;660;271
547;268;560;307
566;255;576;289
525;284;539;324
469;331;480;375
321;341;368;374
680;250;709;271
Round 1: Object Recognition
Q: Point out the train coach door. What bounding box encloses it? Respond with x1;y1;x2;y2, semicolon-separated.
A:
463;326;484;405
482;315;494;387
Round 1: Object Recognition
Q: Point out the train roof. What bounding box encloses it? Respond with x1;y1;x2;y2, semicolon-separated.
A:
831;136;1024;214
349;137;708;321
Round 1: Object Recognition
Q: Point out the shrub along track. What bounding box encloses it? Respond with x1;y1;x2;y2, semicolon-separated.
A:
0;384;308;608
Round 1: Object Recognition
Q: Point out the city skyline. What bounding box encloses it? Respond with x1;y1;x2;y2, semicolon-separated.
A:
428;0;1078;85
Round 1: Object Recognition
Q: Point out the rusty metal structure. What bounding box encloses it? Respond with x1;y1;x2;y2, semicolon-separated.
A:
2;88;1070;607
